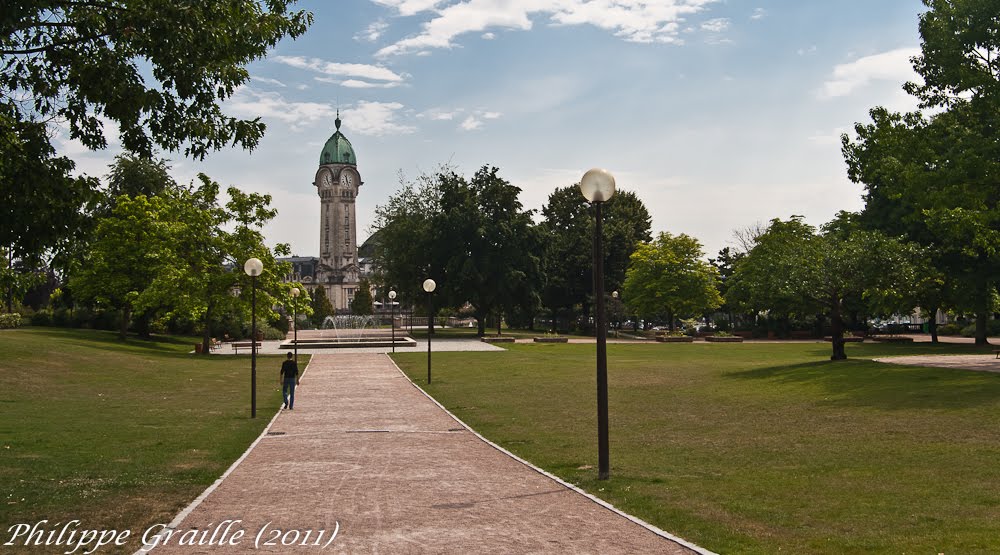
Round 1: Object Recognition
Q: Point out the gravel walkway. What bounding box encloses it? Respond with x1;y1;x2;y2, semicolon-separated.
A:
874;354;1000;373
147;353;705;554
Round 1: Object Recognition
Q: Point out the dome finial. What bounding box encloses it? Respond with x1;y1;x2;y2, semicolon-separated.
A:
335;109;341;131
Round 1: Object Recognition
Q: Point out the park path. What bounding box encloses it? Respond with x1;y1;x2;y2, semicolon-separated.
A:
148;353;702;554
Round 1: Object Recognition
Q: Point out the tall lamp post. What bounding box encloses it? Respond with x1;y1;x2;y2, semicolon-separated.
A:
290;287;300;363
423;278;436;384
580;168;615;481
244;257;264;419
612;291;619;338
388;289;397;354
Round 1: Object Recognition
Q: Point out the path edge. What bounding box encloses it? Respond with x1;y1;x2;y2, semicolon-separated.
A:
386;354;718;555
134;356;313;555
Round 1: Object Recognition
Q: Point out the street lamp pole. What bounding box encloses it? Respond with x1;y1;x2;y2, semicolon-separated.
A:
244;257;264;419
389;289;397;354
291;287;300;364
580;168;616;481
423;278;436;384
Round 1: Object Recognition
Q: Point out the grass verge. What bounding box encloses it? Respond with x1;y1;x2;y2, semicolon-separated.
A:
0;328;299;552
394;340;1000;554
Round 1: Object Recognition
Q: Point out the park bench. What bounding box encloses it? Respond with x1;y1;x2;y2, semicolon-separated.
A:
231;341;261;354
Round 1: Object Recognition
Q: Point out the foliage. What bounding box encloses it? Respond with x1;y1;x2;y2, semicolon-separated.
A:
310;285;334;326
351;278;374;315
0;110;97;303
539;185;652;330
1;1;311;159
372;165;543;336
0;312;21;328
622;232;722;330
729;216;918;360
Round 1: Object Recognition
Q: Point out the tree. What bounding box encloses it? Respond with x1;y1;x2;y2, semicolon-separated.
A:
622;232;722;331
69;194;172;338
372;165;543;336
539;185;651;331
729;217;917;360
2;1;312;159
310;286;334;327
709;246;745;329
351;278;374;315
0;110;97;311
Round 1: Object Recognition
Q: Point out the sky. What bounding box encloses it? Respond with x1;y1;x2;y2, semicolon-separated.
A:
60;0;927;259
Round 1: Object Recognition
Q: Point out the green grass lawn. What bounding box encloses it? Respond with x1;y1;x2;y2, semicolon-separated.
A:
0;328;297;550
394;340;1000;554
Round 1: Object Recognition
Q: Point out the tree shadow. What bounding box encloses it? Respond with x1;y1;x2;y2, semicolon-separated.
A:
726;357;1000;410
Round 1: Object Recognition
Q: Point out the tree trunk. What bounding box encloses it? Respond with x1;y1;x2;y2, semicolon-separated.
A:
976;310;989;346
496;309;502;336
119;305;131;340
927;305;939;344
201;297;214;355
830;301;847;361
668;310;675;332
475;310;486;337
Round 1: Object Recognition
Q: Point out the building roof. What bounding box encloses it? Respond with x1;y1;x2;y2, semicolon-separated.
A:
319;113;356;166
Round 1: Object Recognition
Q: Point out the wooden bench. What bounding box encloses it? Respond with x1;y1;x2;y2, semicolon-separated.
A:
231;341;261;354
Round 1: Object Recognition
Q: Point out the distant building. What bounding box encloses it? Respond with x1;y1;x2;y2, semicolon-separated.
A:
279;113;370;311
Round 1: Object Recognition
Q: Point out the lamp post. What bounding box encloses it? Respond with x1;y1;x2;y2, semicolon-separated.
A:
580;168;615;481
423;278;436;384
244;257;264;419
388;290;397;354
291;287;300;364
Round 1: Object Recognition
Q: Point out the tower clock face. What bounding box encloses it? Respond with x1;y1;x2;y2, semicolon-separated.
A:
322;172;333;187
341;172;354;187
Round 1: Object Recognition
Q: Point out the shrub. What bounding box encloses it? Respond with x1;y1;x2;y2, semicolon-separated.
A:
937;323;961;336
31;310;53;326
260;324;286;340
713;330;734;337
0;313;22;329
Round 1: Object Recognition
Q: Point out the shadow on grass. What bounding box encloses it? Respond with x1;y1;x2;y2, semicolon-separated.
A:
726;358;1000;410
19;327;199;355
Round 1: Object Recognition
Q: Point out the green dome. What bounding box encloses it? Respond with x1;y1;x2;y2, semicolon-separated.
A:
319;114;356;166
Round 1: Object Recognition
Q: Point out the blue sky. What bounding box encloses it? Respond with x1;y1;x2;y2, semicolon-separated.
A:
62;0;926;259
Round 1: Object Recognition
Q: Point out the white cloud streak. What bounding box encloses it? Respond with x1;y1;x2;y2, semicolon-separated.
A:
343;101;416;136
818;47;920;99
274;55;406;84
374;0;720;57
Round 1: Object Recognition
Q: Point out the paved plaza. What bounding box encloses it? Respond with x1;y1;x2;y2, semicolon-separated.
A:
147;353;706;554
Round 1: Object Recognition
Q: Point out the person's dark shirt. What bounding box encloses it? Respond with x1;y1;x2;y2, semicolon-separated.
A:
281;359;298;381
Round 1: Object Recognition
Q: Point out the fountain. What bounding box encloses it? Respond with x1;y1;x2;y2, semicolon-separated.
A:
280;314;416;350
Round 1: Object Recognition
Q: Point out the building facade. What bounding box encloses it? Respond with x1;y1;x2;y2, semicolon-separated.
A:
282;114;364;311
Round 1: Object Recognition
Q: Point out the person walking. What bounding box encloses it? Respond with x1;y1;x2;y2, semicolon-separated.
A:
280;352;300;410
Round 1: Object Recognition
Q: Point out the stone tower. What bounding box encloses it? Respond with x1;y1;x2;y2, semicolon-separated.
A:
313;112;361;310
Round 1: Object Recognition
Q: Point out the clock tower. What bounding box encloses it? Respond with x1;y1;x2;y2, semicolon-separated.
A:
313;112;361;310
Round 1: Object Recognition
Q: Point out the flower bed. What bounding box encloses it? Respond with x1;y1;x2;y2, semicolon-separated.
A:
481;336;516;343
533;337;568;343
705;336;744;343
656;336;694;343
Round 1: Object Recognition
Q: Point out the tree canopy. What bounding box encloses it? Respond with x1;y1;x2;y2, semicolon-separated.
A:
622;232;722;330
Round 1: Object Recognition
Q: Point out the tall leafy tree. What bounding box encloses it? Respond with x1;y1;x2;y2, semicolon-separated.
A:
729;217;917;360
539;185;651;331
2;1;312;159
623;232;722;331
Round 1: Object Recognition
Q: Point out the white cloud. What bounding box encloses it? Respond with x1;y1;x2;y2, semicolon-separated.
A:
818;47;920;99
274;55;406;85
701;18;729;33
481;111;502;119
343;101;415;136
315;77;401;89
227;87;336;131
418;108;461;120
460;115;483;130
250;76;287;87
797;45;817;56
482;32;496;39
371;0;445;16
750;8;766;20
375;0;721;57
356;20;389;42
